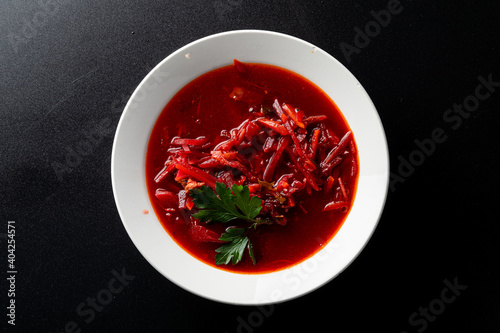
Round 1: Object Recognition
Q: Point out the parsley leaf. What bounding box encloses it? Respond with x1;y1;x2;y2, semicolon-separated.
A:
190;182;263;223
218;226;246;241
231;184;262;220
215;228;256;265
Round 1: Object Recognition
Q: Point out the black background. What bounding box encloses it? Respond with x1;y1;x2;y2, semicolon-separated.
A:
1;1;499;332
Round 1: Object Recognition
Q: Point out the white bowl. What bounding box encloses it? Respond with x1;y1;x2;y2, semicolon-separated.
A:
111;30;389;305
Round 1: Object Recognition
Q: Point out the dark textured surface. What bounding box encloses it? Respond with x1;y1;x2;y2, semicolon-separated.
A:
1;1;499;332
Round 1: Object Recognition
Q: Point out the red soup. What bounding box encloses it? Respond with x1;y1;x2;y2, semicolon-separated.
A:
146;60;359;274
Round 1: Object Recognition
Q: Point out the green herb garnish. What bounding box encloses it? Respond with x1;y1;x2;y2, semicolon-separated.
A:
190;182;263;223
215;227;256;265
189;182;264;265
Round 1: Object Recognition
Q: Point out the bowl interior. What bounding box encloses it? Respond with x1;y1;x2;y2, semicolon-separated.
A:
111;30;389;305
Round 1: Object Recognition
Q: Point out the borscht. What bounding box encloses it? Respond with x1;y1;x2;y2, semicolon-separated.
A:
146;60;359;274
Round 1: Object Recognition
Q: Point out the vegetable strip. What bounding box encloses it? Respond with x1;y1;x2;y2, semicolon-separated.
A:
304;115;328;125
338;176;348;200
174;161;218;188
171;137;208;146
285;145;319;191
256;118;288;135
273;99;305;157
321;131;352;167
309;128;321;160
322;201;348;212
324;176;335;194
282;104;306;129
263;136;291;182
154;162;175;183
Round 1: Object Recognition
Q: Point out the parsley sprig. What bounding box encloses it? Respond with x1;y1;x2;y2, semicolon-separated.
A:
189;183;264;265
216;227;256;265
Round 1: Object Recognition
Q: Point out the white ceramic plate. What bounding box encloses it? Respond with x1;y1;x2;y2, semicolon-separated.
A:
111;30;389;305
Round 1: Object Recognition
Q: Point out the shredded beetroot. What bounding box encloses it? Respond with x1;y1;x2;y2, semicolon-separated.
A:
282;103;306;129
171;136;208;146
153;94;356;227
321;131;352;167
256;117;288;135
273;99;305;157
154;161;175;183
174;161;218;188
263;136;290;182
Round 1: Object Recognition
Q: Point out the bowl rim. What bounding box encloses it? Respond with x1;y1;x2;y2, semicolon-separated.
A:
111;29;389;305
